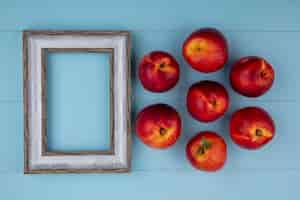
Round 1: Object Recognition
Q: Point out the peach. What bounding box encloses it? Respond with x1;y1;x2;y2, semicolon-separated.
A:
183;28;228;73
138;51;180;92
187;80;229;122
135;104;181;149
230;56;275;97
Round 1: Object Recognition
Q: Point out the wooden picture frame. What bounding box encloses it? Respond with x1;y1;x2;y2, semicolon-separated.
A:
23;30;131;174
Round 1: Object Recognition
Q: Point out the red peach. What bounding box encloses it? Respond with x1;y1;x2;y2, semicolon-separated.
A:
186;131;227;172
187;80;229;122
138;51;180;92
230;56;275;97
135;104;181;149
230;107;275;150
182;28;228;73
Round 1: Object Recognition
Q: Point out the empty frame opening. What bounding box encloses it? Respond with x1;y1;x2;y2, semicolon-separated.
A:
46;51;111;152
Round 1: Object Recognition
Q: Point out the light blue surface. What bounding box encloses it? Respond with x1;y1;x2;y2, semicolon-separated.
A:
46;52;110;152
0;0;300;199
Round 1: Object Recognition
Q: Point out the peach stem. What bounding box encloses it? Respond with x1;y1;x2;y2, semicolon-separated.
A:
255;129;263;136
197;139;212;155
159;127;167;136
159;63;165;69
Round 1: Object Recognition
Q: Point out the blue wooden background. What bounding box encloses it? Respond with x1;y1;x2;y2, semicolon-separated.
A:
46;52;111;152
1;0;300;199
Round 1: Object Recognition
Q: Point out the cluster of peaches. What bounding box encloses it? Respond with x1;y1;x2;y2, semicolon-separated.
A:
135;28;275;172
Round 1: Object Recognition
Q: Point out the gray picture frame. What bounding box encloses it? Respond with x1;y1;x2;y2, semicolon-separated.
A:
23;30;131;174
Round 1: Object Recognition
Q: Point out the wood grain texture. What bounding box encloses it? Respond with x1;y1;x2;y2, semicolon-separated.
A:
2;0;299;198
23;31;30;174
41;48;47;155
23;30;131;173
126;33;132;171
24;167;130;174
1;1;300;31
23;30;130;36
109;49;115;155
46;48;114;53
